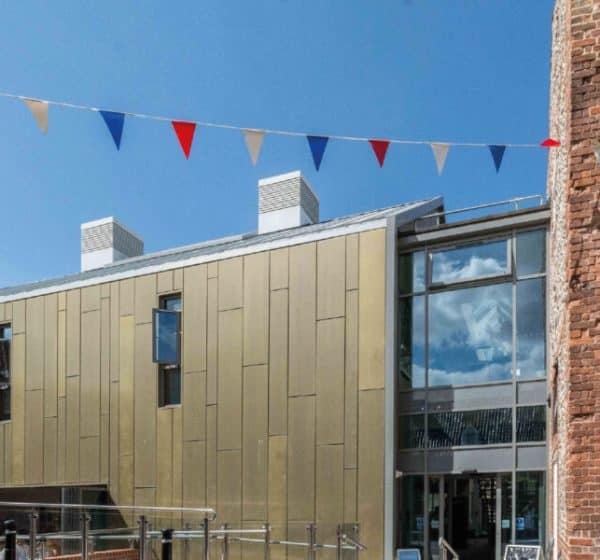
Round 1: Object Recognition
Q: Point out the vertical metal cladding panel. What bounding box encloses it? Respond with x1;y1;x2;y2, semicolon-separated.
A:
345;233;359;291
268;435;288;550
119;316;135;504
44;293;58;418
157;270;174;294
66;290;81;378
270;247;289;290
243;252;269;366
57;309;66;398
218;257;244;311
358;389;385;560
317;237;346;320
12;300;25;335
183;264;208;373
156;408;173;507
316;318;345;445
206;404;217;511
343;468;357;522
100;298;110;416
119;279;134;317
110;283;120;382
56;397;66;482
242;364;268;521
217;308;243;451
217;449;242;523
79;435;100;483
173;268;183;291
134;322;156;487
288;395;315;521
172;406;183;511
183;440;206;507
134;275;156;324
100;413;109;482
182;371;206;442
11;333;25;484
288;243;316;396
81;285;101;313
358;229;386;390
65;375;80;482
269;289;288;436
316;444;344;558
109;380;120;502
207;261;218;279
24;389;43;484
206;277;218;405
344;291;359;469
25;296;44;391
80;310;101;438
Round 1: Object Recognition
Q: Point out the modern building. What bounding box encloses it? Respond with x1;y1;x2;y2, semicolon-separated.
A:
0;1;597;559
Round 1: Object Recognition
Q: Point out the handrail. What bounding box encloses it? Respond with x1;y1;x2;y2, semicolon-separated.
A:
438;537;459;560
0;501;217;520
419;195;546;221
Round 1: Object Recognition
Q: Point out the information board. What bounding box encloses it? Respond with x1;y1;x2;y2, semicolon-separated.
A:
396;549;421;560
503;544;543;560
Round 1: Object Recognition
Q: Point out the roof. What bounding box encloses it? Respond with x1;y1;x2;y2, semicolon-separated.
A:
0;196;443;302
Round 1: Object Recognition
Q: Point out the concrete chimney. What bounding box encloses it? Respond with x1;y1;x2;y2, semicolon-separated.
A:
258;171;319;234
81;217;144;272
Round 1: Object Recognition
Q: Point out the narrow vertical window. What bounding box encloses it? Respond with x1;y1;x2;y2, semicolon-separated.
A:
153;294;181;407
0;324;11;421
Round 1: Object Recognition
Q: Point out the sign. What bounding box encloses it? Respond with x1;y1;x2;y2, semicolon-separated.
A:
516;517;525;531
397;549;421;560
502;519;511;529
503;544;543;560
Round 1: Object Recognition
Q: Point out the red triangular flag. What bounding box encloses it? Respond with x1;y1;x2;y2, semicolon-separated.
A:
171;121;197;159
369;139;390;167
540;138;561;147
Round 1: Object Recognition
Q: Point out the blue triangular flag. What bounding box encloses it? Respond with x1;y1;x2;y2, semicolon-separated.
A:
307;135;329;171
100;111;125;150
488;145;506;173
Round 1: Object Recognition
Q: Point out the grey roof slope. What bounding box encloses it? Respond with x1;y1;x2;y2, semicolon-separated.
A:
0;197;442;298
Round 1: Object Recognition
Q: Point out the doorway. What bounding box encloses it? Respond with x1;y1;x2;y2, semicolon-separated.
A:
427;473;512;560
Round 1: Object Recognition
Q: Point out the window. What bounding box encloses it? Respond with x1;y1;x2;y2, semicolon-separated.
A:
153;295;181;407
398;229;547;388
0;325;11;421
517;406;546;442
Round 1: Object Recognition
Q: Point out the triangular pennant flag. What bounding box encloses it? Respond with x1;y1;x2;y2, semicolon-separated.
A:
24;99;48;134
431;143;450;175
171;121;197;159
100;111;125;150
369;140;390;167
594;146;600;165
541;138;561;147
488;145;506;173
243;129;265;166
307;136;329;171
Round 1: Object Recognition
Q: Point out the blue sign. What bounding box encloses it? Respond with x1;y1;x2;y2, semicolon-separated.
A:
516;517;525;531
397;549;421;560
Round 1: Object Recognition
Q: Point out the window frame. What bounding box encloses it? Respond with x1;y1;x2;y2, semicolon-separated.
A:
0;323;12;423
154;293;182;408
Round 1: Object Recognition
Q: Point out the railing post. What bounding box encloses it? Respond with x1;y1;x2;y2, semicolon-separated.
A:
4;520;17;560
221;523;229;560
335;525;343;560
263;523;271;560
29;509;39;560
40;537;47;560
202;517;210;560
138;515;149;560
161;529;173;560
306;523;316;560
80;513;91;560
183;522;191;560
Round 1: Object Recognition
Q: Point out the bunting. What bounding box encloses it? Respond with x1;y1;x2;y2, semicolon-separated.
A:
488;145;506;173
243;129;265;166
307;136;329;171
24;99;48;134
369;140;390;167
0;90;563;173
100;111;125;150
172;121;196;159
431;143;450;175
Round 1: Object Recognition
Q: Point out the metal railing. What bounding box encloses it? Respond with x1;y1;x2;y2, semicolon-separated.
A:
0;502;365;560
438;537;459;560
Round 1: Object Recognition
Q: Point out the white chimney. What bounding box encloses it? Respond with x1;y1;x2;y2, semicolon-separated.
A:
81;217;144;272
258;171;319;234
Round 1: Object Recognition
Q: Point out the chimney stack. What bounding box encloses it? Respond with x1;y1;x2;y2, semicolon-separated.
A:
258;171;319;234
81;217;144;272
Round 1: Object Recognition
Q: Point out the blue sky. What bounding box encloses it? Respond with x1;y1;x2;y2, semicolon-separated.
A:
0;1;554;287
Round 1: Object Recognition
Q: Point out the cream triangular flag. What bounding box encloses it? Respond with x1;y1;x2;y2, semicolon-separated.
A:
243;129;265;166
594;145;600;165
431;143;450;175
24;99;49;134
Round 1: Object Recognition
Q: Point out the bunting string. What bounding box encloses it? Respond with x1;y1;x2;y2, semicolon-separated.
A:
0;90;562;171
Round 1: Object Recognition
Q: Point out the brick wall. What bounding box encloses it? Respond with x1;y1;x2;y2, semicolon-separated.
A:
547;0;600;559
